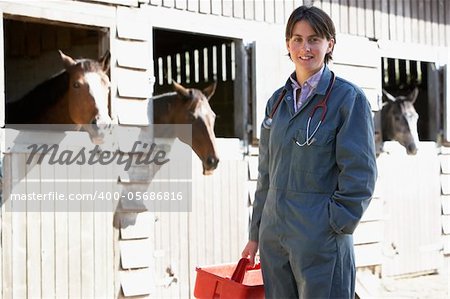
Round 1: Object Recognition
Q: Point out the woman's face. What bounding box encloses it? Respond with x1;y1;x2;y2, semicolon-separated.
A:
286;20;334;77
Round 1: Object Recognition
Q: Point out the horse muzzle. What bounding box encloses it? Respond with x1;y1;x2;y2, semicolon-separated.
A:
203;156;219;175
84;117;113;145
406;143;418;155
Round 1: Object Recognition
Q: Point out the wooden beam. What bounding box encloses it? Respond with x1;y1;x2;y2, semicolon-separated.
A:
364;0;374;38
330;0;340;34
340;0;349;34
395;0;404;42
265;0;275;23
380;0;389;40
438;0;446;47
233;0;244;19
357;0;365;37
117;7;150;41
373;0;382;39
403;0;412;43
388;0;396;40
274;0;284;24
0;12;4;127
410;0;419;43
418;0;425;44
431;0;439;46
0;0;115;28
424;0;432;45
199;0;210;14
348;0;358;35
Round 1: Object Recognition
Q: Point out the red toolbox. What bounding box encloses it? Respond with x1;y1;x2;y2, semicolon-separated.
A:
194;258;264;299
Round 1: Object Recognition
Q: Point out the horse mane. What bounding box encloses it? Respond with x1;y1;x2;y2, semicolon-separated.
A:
77;58;104;73
151;92;178;124
6;70;69;123
6;59;102;123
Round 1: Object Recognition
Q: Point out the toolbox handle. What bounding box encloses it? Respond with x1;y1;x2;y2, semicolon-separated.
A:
230;258;250;283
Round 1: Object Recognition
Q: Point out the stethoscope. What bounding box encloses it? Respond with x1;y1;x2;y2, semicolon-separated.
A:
263;71;336;147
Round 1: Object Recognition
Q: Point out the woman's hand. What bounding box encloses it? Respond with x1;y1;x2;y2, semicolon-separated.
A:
241;240;259;266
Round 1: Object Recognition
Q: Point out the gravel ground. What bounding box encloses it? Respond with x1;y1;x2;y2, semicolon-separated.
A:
357;263;449;299
379;272;449;299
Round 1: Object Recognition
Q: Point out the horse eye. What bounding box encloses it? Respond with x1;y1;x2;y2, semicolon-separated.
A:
73;82;81;88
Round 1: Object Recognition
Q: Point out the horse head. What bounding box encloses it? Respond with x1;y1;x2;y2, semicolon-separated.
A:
381;88;419;155
170;82;219;175
59;50;112;144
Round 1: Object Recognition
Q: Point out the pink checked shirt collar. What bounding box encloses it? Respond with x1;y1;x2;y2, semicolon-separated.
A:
290;65;325;112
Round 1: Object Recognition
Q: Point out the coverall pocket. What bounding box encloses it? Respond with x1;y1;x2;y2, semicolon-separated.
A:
327;198;339;234
294;128;334;147
291;128;336;175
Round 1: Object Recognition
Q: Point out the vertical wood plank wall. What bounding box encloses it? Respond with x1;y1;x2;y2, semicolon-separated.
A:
136;0;450;48
1;151;117;298
1;0;450;297
441;146;450;256
377;142;442;277
152;142;248;298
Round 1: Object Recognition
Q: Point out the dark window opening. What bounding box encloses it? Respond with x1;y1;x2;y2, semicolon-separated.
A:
3;17;108;119
381;57;443;142
153;28;236;138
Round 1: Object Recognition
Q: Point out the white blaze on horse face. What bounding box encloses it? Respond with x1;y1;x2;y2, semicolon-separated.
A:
197;100;219;174
405;109;420;148
201;102;217;140
84;72;111;125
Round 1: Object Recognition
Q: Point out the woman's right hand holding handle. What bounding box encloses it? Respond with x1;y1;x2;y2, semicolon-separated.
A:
241;240;259;266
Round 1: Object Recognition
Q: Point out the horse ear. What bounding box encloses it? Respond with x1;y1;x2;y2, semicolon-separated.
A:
408;87;419;104
99;50;111;73
173;81;191;99
382;89;397;102
58;50;77;69
203;81;217;101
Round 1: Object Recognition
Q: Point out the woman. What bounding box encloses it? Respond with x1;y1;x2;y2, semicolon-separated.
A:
242;5;377;299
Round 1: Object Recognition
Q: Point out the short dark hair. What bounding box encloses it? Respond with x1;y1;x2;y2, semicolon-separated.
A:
285;6;336;64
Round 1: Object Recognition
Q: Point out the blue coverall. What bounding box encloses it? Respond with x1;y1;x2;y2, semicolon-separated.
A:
250;66;378;298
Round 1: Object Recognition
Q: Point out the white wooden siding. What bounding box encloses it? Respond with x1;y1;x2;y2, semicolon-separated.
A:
378;142;442;277
1;152;118;298
0;11;3;127
91;0;139;7
116;40;152;70
0;0;115;28
93;0;450;48
330;34;381;111
0;1;449;297
114;6;153;126
77;0;450;47
440;146;450;256
152;140;248;298
354;243;383;268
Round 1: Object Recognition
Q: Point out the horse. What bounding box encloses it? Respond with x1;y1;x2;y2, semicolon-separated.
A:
150;82;219;175
381;87;420;155
5;50;112;144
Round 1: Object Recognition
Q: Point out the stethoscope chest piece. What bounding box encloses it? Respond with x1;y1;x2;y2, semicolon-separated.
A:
262;117;273;129
294;72;335;146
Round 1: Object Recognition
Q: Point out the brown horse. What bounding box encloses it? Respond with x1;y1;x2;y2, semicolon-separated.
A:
6;50;112;144
381;88;420;155
151;82;219;175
